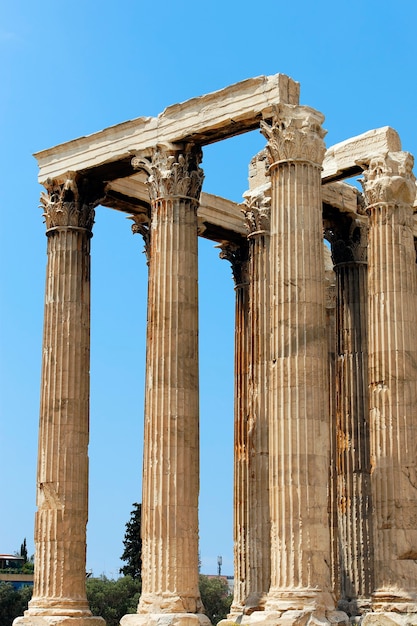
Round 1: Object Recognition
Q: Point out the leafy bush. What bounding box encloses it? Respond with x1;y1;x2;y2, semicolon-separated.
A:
199;575;232;624
0;572;232;626
0;582;32;626
86;575;141;626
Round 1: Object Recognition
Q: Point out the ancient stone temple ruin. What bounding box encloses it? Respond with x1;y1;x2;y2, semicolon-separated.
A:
14;74;417;626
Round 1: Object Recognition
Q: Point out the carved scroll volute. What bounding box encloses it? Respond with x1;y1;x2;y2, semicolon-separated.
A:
217;241;249;287
360;151;416;207
242;186;271;237
261;104;326;167
130;213;151;264
325;218;368;266
40;173;102;232
132;143;204;203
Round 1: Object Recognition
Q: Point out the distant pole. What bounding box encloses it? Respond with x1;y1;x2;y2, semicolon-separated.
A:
217;556;222;577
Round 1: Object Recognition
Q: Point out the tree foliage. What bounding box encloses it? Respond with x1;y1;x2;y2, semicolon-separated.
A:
21;561;34;574
0;568;231;626
86;575;141;626
120;502;142;580
85;574;231;626
0;582;32;626
19;539;28;563
199;575;232;625
0;576;142;626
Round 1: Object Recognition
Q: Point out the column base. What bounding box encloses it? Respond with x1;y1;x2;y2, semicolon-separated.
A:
120;613;212;626
218;608;349;626
13;616;105;626
362;613;417;626
228;604;244;619
360;591;417;624
243;593;268;615
371;594;417;615
265;590;336;613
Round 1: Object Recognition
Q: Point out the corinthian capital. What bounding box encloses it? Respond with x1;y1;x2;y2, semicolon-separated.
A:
325;217;368;266
360;151;416;207
217;241;249;286
132;143;204;203
261;104;326;167
130;212;151;264
242;184;271;235
40;173;102;231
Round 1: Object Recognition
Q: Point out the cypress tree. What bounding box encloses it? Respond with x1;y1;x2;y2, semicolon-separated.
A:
120;503;142;580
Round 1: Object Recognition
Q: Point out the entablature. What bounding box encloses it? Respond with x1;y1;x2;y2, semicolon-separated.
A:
34;74;416;246
34;73;299;184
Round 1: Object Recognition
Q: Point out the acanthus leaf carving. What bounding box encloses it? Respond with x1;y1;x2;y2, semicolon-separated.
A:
325;217;368;266
242;184;271;235
40;173;103;231
360;151;416;208
217;241;249;286
132;144;204;203
130;212;151;264
261;104;326;167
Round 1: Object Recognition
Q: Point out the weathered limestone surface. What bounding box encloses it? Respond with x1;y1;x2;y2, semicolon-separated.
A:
221;184;272;617
232;263;250;616
34;74;299;182
20;74;417;626
218;241;250;615
219;186;271;618
324;247;338;601
122;145;206;626
322;127;402;183
15;175;104;626
327;215;373;613
261;104;337;622
104;174;248;241
243;188;271;614
361;152;417;618
104;152;360;242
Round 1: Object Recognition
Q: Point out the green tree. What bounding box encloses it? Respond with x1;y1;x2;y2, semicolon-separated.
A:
21;560;34;574
86;575;141;626
199;575;232;625
120;502;142;580
20;539;28;563
0;582;32;626
118;503;233;625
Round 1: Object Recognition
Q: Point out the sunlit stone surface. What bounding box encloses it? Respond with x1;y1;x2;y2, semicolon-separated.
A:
16;74;417;626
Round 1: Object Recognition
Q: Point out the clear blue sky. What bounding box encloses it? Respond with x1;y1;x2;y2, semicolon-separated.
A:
1;0;416;579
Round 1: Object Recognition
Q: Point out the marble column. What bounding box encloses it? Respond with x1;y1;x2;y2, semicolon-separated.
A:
15;175;104;626
218;241;250;617
361;152;417;622
123;145;209;626
261;105;340;622
328;217;373;614
324;244;338;603
242;188;271;613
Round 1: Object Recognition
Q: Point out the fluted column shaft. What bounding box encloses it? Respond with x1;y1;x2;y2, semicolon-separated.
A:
362;152;417;613
234;276;250;614
26;176;100;620
324;249;338;600
332;226;372;608
244;194;271;611
218;243;250;616
262;105;334;612
134;146;204;615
